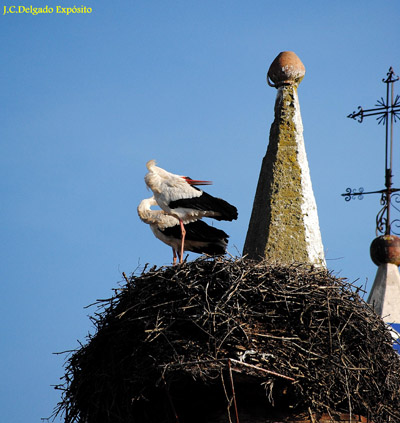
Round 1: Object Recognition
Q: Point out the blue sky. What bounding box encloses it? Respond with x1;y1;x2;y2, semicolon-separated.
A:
1;1;399;421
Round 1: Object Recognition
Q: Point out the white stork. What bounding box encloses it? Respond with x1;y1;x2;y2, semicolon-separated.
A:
138;196;229;264
144;160;238;263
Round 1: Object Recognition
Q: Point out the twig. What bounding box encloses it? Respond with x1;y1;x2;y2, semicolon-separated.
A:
228;360;240;423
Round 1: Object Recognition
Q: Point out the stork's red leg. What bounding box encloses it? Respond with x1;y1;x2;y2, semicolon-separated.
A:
172;248;177;265
179;219;186;264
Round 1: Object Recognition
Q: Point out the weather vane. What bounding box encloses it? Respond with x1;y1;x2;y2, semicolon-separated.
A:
342;67;400;235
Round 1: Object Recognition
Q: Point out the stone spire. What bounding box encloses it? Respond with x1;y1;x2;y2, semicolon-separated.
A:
368;235;400;347
243;52;325;266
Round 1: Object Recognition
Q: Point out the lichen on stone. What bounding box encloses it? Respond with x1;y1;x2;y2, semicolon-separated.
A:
243;85;325;266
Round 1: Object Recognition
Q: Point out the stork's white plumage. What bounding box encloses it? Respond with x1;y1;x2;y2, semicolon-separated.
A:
138;196;229;264
144;160;238;262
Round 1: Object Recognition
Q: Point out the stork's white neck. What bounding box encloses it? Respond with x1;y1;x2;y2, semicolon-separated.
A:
137;197;161;224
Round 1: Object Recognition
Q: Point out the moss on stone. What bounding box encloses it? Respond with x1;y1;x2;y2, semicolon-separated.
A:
243;85;316;264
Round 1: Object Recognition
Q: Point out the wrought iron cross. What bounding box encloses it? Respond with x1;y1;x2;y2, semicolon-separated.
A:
341;67;400;235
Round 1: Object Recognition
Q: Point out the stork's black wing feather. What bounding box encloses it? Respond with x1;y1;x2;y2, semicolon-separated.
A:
169;191;238;221
161;220;228;255
161;220;228;243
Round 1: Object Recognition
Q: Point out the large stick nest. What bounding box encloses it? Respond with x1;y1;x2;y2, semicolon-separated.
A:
54;258;400;422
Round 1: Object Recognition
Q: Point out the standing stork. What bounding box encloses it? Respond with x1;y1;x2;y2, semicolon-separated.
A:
138;196;229;264
144;160;238;263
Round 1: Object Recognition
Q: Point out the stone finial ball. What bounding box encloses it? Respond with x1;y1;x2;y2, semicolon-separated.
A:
267;51;306;88
370;235;400;266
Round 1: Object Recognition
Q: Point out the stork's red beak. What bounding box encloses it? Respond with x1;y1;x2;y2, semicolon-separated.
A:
182;176;213;186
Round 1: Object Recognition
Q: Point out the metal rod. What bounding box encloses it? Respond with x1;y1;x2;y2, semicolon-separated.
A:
390;70;395;172
385;71;390;173
341;188;400;197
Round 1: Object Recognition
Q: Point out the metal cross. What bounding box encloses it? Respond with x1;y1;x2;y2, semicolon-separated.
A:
341;67;400;236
